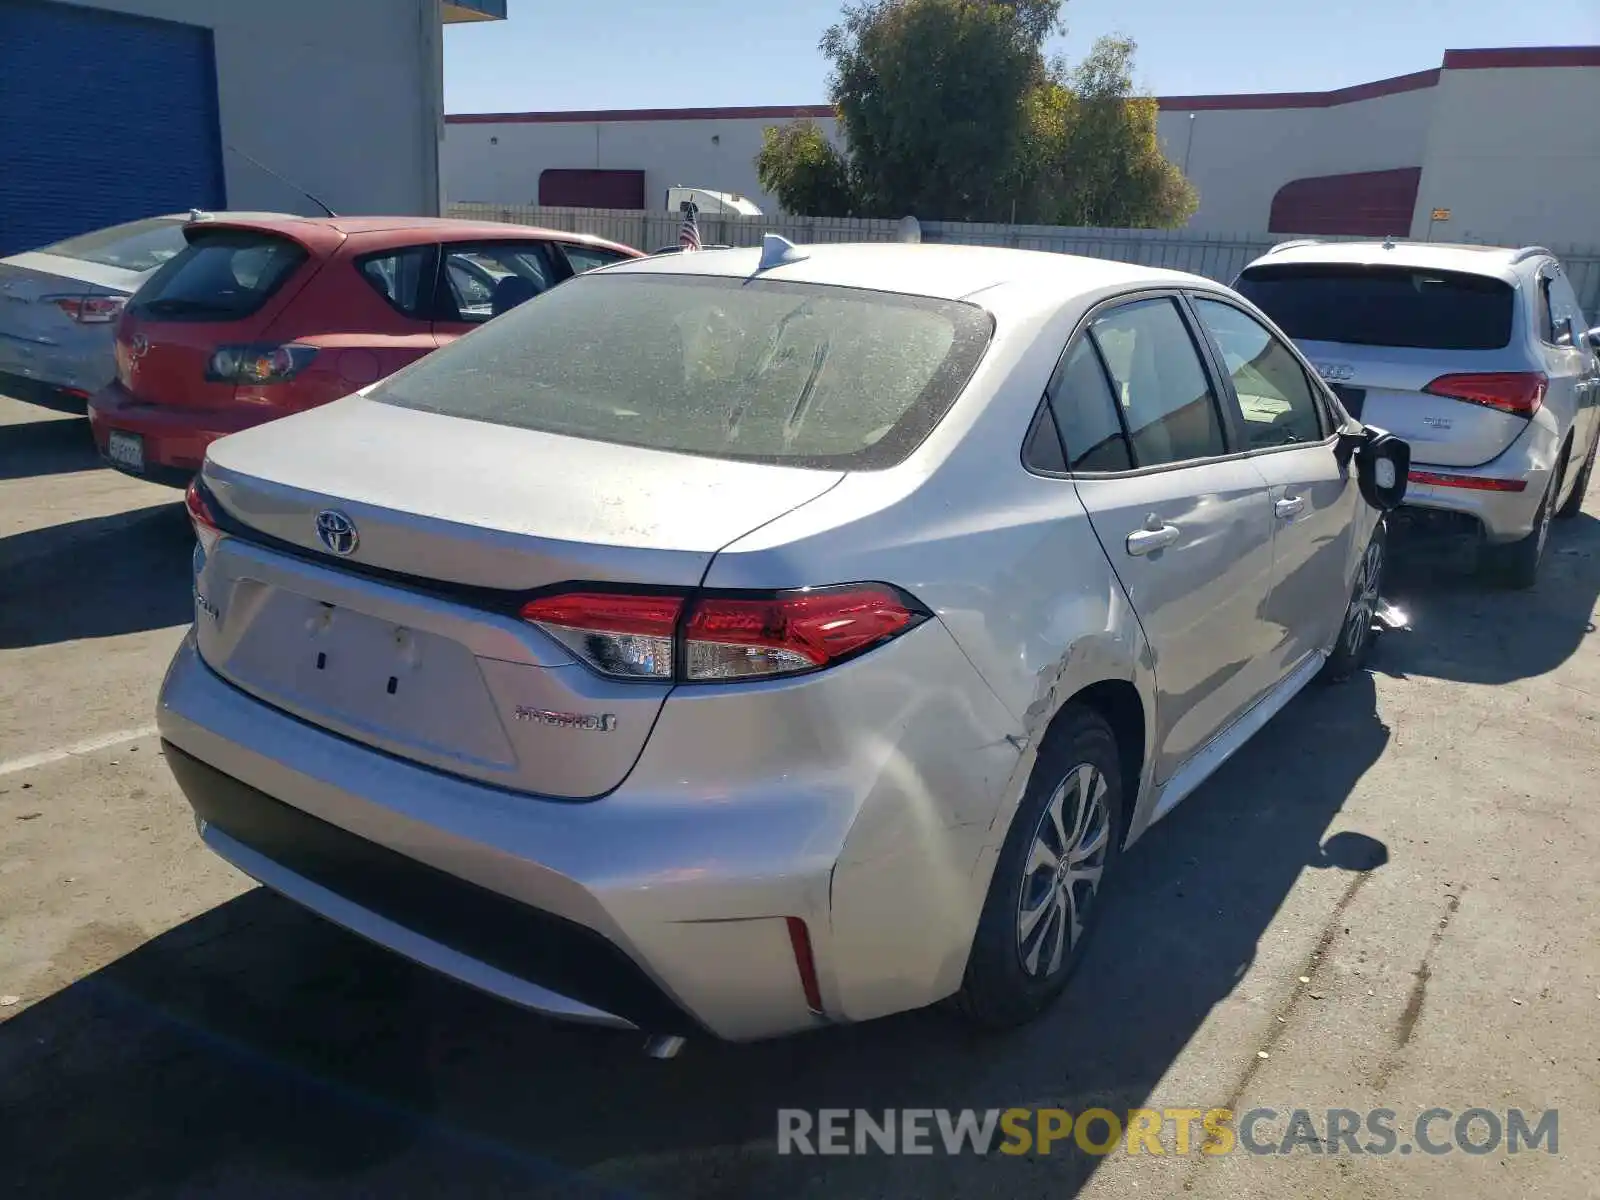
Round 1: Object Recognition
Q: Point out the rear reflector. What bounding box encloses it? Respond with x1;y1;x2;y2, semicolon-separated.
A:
1408;470;1528;492
1423;371;1546;416
520;584;927;683
184;477;223;554
785;917;825;1015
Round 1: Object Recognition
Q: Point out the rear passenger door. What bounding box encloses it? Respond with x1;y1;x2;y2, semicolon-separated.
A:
1189;294;1359;678
432;241;565;344
1052;294;1281;785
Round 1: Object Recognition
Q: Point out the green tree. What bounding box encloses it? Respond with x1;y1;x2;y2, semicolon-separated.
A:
1030;36;1198;228
755;2;1196;230
820;0;1060;221
755;121;857;217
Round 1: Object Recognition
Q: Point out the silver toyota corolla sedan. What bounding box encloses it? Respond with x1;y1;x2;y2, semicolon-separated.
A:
158;239;1410;1045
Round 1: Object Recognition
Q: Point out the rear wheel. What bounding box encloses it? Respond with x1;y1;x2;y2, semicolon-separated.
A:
956;705;1122;1029
1556;432;1596;520
1482;466;1557;589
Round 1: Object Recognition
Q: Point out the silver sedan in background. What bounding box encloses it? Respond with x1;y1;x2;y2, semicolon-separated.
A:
0;212;283;410
157;240;1411;1046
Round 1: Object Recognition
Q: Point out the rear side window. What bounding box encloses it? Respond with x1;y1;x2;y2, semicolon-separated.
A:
129;230;307;322
1049;339;1132;472
561;243;634;274
357;246;433;319
369;273;993;470
38;216;188;272
1236;264;1515;351
1090;299;1228;467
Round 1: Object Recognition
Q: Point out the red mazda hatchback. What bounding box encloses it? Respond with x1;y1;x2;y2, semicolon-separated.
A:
88;214;642;484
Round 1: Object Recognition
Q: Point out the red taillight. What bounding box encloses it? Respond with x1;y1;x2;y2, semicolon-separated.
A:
786;917;825;1015
519;584;925;683
47;294;125;324
184;478;223;554
1423;371;1546;416
683;585;920;681
1407;470;1528;492
519;592;683;679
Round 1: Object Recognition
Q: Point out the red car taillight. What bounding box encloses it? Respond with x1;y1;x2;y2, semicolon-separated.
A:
1407;470;1528;492
47;294;126;324
520;584;927;683
1423;371;1546;417
206;343;319;384
184;478;223;554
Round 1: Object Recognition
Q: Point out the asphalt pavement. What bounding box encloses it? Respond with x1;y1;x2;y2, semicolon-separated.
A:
1;390;1597;1198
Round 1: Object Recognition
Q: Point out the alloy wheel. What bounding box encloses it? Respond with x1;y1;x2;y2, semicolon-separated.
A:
1016;763;1112;978
1343;535;1384;659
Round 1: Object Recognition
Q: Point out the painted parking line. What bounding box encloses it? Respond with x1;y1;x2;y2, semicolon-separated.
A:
0;724;160;778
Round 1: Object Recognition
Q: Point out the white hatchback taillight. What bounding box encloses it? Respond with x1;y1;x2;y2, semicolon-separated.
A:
520;584;927;683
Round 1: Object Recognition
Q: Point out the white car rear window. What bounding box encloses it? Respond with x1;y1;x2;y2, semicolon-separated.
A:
369;274;994;469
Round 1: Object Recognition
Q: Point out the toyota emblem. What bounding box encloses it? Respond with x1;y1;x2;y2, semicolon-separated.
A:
314;510;359;556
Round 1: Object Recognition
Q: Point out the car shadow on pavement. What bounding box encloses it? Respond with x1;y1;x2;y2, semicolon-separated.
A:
0;501;193;648
0;413;100;480
1380;511;1600;685
0;670;1394;1199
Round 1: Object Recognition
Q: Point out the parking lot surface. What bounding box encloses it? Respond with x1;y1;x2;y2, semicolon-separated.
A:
2;389;1598;1198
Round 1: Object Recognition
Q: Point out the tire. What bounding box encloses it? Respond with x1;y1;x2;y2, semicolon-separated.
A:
1556;431;1596;520
955;704;1123;1029
1322;518;1387;683
1481;466;1557;589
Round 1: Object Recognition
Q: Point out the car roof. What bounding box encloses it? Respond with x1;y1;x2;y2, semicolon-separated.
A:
604;241;1214;310
1245;239;1539;283
181;214;639;256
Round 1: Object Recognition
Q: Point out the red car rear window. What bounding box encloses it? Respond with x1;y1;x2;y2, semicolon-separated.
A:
129;229;307;323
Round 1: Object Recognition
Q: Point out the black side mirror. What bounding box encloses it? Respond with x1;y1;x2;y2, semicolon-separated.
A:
1354;426;1410;512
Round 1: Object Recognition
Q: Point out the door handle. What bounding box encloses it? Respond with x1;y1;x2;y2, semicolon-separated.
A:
1275;495;1306;520
1127;523;1180;556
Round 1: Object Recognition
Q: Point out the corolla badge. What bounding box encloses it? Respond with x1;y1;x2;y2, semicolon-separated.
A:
1315;362;1354;383
314;509;359;556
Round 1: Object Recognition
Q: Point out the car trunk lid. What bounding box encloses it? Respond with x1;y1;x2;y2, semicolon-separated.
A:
1236;261;1528;467
1295;340;1537;467
0;257;139;353
115;225;323;411
193;396;844;797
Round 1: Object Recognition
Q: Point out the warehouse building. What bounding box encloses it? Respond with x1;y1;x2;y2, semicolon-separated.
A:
0;0;505;256
444;46;1600;245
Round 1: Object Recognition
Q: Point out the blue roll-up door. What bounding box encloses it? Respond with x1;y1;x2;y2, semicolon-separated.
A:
0;0;226;255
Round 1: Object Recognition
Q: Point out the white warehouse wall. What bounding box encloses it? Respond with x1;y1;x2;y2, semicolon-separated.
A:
444;110;840;214
1412;64;1600;245
1156;85;1437;233
74;0;443;217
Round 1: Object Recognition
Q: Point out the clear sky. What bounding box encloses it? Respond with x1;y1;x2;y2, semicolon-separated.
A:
443;0;1599;115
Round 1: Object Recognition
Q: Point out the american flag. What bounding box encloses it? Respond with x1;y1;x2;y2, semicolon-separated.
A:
678;200;702;252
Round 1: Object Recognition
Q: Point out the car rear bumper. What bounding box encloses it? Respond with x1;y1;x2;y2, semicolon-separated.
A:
156;627;1024;1040
0;336;111;398
87;380;267;481
1400;433;1554;544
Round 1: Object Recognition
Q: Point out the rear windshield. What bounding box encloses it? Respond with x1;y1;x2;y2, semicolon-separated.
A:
129;230;308;322
1236;264;1515;351
368;273;994;469
39;216;188;273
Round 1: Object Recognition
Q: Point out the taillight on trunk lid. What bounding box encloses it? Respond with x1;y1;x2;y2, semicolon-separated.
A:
520;584;928;683
46;294;126;324
1423;371;1546;417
